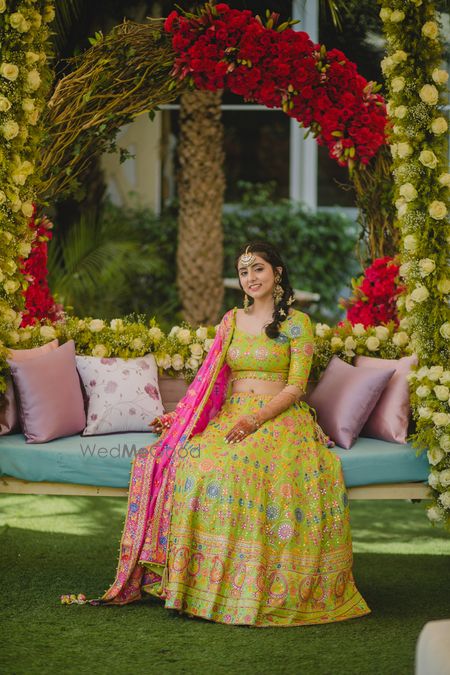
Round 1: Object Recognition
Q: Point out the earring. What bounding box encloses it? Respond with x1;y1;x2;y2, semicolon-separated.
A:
243;293;250;313
273;276;283;305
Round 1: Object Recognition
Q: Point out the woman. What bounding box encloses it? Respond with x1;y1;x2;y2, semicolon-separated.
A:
66;241;370;627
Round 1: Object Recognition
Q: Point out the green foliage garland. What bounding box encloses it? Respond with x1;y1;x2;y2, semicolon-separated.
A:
380;0;450;525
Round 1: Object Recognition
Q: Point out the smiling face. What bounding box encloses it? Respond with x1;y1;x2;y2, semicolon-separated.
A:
237;254;282;302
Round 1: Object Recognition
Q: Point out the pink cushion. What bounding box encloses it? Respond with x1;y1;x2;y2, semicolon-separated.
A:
305;355;395;449
0;340;59;435
355;354;418;443
8;340;86;443
76;354;164;435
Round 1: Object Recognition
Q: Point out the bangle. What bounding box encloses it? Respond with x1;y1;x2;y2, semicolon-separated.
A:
248;413;261;431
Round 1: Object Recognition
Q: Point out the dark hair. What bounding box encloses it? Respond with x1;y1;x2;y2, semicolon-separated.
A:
234;241;295;339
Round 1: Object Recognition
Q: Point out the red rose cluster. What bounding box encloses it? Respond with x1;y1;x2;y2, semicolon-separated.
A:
165;2;387;167
20;208;62;327
344;256;404;328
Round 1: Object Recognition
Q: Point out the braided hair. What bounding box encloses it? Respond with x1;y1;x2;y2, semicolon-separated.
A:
234;241;295;340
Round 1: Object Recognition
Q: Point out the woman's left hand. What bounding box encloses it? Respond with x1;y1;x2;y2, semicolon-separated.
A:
225;415;259;444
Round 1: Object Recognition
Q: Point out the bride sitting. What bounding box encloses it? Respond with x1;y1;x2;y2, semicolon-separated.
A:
68;240;370;627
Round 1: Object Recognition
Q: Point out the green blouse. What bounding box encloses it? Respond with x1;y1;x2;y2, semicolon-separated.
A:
225;309;314;391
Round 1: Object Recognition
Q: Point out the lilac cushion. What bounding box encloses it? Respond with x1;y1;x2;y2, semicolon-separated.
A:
1;340;59;435
305;356;395;449
355;354;418;444
8;340;86;443
76;354;164;435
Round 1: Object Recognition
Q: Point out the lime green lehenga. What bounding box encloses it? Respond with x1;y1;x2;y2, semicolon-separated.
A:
140;313;371;627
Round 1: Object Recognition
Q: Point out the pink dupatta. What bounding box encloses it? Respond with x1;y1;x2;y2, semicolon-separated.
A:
92;308;236;605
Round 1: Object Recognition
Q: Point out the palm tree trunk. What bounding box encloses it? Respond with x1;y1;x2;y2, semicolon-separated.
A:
176;89;225;326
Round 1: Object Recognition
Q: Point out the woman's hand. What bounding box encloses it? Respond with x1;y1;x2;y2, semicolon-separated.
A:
225;414;260;444
149;413;175;434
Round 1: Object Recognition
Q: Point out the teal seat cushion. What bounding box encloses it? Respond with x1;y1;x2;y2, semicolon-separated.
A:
0;433;429;489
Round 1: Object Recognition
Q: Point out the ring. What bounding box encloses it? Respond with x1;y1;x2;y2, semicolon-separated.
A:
239;430;245;436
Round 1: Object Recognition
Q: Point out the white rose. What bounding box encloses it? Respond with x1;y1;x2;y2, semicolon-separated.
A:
2;120;19;141
439;435;450;452
432;68;448;85
411;366;426;380
440;371;450;385
25;70;41;92
418;258;436;277
438;278;450;295
428;200;447;220
427;506;445;523
330;337;343;351
439;469;450;488
4;279;20;294
344;336;357;351
394;105;407;119
434;385;450;401
397;142;413;158
419;150;438;170
403;235;418;252
428;366;444;381
40;325;57;340
0;95;11;112
428;447;444;465
431;413;450;427
366;336;380;351
431;117;448;135
419;84;439;105
189;343;203;358
195;326;208;340
177;328;191;345
399;262;411;278
168;325;180;337
390;9;405;22
399;317;410;331
315;323;330;338
438;173;450;187
416;385;431;398
88;319;105;332
392;50;407;64
92;344;107;358
439;491;450;509
156;353;171;370
131;338;144;351
399;183;418;202
0;63;19;81
148;326;163;341
352;323;366;337
397;295;406;309
204;338;214;352
171;354;184;371
439;322;450;340
21;202;33;218
390;143;398;159
374;326;389;341
391;76;406;93
186;356;200;371
110;318;124;331
410;285;429;303
379;7;392;21
418;406;433;419
0;190;6;205
392;331;410;347
428;472;440;489
422;21;439;39
381;57;395;75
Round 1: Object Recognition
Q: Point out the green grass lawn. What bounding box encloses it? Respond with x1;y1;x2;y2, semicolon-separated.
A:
1;495;449;675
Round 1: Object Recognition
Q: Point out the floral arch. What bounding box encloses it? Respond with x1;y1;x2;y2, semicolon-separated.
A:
0;0;449;524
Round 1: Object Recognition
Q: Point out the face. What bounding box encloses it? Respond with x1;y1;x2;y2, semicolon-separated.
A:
237;253;282;301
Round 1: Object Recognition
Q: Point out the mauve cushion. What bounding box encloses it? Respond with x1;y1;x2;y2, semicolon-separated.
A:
8;340;86;443
0;340;59;435
305;356;395;449
355;354;418;444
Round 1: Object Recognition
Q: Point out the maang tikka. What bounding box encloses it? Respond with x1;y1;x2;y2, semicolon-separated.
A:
239;246;256;314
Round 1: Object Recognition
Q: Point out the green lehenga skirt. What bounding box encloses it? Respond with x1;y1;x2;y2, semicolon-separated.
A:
141;392;371;627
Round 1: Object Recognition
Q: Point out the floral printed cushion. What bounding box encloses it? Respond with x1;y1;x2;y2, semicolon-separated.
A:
76;354;164;435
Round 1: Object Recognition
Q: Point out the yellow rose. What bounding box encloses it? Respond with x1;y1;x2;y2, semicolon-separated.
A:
434;385;450;401
40;325;57;340
399;182;417;202
0;0;6;12
12;170;28;186
43;6;56;23
177;328;192;345
428;201;448;220
419;84;439;105
2;120;19;141
391;76;405;93
399;262;411;278
379;7;392;21
419;150;438;169
92;344;108;358
432;412;450;427
156;353;171;370
390;10;405;22
439;435;450;452
437;279;450;294
374;326;390;341
21;202;33;218
394;105;407;119
148;326;163;341
18;242;31;257
418;406;433;420
10;197;22;213
381;57;394;75
418;258;436;277
431;117;448;135
392;331;409;347
432;68;449;85
25;69;41;92
25;52;40;66
26;109;40;126
9;12;25;30
397;142;413;158
0;63;19;81
352;323;366;337
4;279;20;294
131;337;144;351
440;322;450;339
429;366;444;381
315;323;331;337
416;385;431;398
0;95;11;112
428;446;444;466
438;173;450;188
366;336;380;352
410;285;429;303
89;319;105;332
396;198;407;217
422;21;439;39
392;50;408;64
330;336;343;351
109;318;124;331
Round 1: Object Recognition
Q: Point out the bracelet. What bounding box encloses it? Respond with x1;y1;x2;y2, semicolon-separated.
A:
248;413;261;431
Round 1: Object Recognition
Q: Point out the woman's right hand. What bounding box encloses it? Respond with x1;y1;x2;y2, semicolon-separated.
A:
149;412;176;434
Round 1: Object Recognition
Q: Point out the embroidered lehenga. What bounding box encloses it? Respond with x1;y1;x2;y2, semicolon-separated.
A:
92;308;370;627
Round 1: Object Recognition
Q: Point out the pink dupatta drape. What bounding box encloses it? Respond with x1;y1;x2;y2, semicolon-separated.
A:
93;308;236;605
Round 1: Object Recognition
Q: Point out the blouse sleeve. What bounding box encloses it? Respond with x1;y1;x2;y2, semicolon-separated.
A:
286;312;314;393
